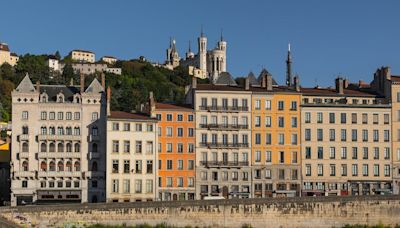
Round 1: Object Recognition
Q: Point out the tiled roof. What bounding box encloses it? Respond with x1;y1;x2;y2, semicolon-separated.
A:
391;76;400;82
215;72;237;86
301;87;378;96
196;84;248;92
40;85;80;102
71;49;94;54
155;102;193;111
10;52;18;57
109;111;155;120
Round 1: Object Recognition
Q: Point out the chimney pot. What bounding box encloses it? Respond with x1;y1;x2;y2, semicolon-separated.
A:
80;73;85;93
245;77;250;90
101;72;106;89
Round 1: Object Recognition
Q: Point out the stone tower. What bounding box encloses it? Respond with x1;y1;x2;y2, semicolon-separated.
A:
286;43;292;87
198;28;207;74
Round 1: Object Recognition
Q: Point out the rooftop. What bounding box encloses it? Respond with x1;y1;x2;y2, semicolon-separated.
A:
155;102;193;111
71;49;94;54
109;111;155;120
0;43;10;52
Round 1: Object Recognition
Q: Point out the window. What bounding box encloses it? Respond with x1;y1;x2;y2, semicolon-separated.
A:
255;100;261;110
329;129;335;141
124;160;130;173
305;164;311;176
278;134;284;145
112;160;119;173
264;116;272;127
266;151;272;162
41;111;47;120
167;114;172;121
135;180;142;193
147;160;153;173
384;165;390;177
351;113;357;124
340;113;346;124
352;164;358;176
278;117;284;128
352;147;358;159
22;111;28;120
112;140;119;153
123;123;130;131
156;114;161;120
362;113;368;124
255;151;261;162
146;180;153;193
291;134;297;145
373;130;379;142
329;113;335;123
255;116;261;127
265;100;271;110
373;114;379;124
329;147;336;159
166;143;172;152
290;101;297;110
330;164;336;176
255;133;261;145
291;117;297;128
188;143;194;153
384;114;389;124
279;151;284;163
341;164;347;176
167;160;172;170
136;141;142;153
362;130;368;142
166;127;172;137
317;129;323;141
135;160;142;173
278;101;284;110
292;151;298;164
384;147;390;160
122;141;130;153
188;115;194;121
265;169;272;179
305;147;311;159
374;147;379;159
352;129;357;141
188;128;194;137
374;164;379;177
177;128;183;137
135;123;142;132
362;164;368;176
22;180;28;188
341;129;347;141
317;112;323;123
74;112;80;120
112;122;119;131
177;114;183;121
305;112;311;123
317;147;323;159
341;147;347;159
166;177;173;187
201;98;207;107
384;130;390;142
123;180;130;193
363;147;369;159
305;129;311;141
188;160;194;170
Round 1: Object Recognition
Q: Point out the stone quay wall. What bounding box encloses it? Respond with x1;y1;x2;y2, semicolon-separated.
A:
1;195;400;227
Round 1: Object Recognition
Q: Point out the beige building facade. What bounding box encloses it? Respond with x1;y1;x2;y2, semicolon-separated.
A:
0;43;18;66
11;74;107;206
69;50;95;63
301;78;392;196
106;111;158;202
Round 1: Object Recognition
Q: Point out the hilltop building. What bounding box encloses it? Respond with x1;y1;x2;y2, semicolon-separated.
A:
0;42;19;66
164;30;227;82
68;49;95;63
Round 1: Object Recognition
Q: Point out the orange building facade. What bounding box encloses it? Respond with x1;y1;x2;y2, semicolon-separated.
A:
151;102;196;201
251;89;301;197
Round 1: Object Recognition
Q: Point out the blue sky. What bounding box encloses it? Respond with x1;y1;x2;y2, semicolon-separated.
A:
1;0;399;86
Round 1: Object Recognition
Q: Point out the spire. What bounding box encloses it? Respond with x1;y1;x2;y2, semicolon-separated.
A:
200;25;204;37
169;37;172;48
220;28;224;41
188;40;191;52
286;43;292;87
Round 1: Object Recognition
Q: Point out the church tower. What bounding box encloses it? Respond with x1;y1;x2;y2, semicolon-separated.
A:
218;30;227;72
286;43;292;86
198;28;207;74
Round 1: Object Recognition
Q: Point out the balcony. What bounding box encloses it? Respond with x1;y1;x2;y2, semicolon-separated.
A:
38;171;81;178
199;106;249;112
19;152;30;159
38;134;81;141
199;142;249;149
199;124;248;130
38;152;81;159
19;134;29;141
88;135;100;142
200;161;249;167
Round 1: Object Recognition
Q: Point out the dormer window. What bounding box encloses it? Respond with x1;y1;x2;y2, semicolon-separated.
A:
57;92;65;103
40;92;48;103
73;94;81;104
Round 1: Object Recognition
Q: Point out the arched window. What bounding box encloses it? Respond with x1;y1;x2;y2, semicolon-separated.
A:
22;160;29;171
57;161;64;171
66;143;72;152
66;127;72;135
74;127;80;136
40;161;47;171
49;161;56;171
74;161;80;171
41;95;47;102
91;161;98;172
57;127;64;135
49;127;55;135
22;142;29;153
92;143;98;153
74;143;80;153
41;126;47;135
57;143;64;152
57;95;64;103
49;143;55;152
22;126;29;134
40;143;47;152
66;161;72;172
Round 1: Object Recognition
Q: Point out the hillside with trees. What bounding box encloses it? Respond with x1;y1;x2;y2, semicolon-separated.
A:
0;54;207;122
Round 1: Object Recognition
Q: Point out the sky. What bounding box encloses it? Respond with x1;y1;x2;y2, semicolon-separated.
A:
1;0;399;87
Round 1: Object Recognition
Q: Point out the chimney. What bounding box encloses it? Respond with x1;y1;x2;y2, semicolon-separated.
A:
261;75;266;88
191;76;197;89
149;91;155;115
294;76;300;92
36;80;40;92
80;73;85;93
266;74;273;91
107;86;111;116
244;77;250;90
335;77;344;94
101;72;106;89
